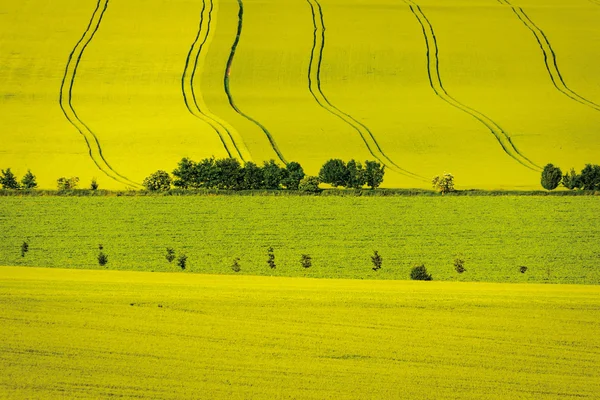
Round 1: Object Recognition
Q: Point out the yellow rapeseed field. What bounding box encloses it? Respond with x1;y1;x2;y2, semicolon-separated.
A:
2;267;600;399
0;0;599;189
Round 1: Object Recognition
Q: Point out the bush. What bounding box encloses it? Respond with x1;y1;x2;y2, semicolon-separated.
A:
90;178;99;191
231;257;241;272
580;164;600;191
282;161;305;190
172;158;198;189
215;158;243;190
541;164;563;190
432;173;455;194
21;170;37;189
562;168;581;190
177;254;187;270
196;157;219;189
300;254;312;269
57;177;79;190
97;245;108;266
371;250;382;271
267;247;276;269
519;266;528;274
364;161;385;189
143;170;171;191
298;176;321;193
1;168;20;189
410;265;432;281
20;241;29;257
165;248;175;263
319;159;349;187
454;258;466;274
345;160;367;189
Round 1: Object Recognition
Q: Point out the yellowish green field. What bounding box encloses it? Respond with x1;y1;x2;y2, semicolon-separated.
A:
1;0;599;189
1;267;599;399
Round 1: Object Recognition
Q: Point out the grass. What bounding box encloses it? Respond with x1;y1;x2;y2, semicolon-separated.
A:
1;1;599;190
1;196;599;284
1;266;599;399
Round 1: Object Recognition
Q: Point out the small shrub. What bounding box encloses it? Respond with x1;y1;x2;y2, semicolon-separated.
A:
177;254;187;270
300;254;312;269
541;164;562;190
267;247;276;269
432;173;455;194
519;266;528;274
231;257;241;272
371;250;383;271
410;265;432;281
97;251;108;267
165;247;176;263
454;258;466;274
298;176;321;193
580;164;600;191
57;176;79;190
21;170;37;189
90;178;99;191
143;170;172;192
20;241;29;257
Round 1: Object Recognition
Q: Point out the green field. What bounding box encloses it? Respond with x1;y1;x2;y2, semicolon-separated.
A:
1;267;599;399
1;196;599;284
1;0;599;189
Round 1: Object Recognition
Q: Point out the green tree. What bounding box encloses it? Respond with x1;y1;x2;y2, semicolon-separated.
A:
57;177;79;190
0;168;20;189
196;157;219;189
345;160;366;189
432;173;455;194
579;164;600;191
262;160;284;190
562;168;581;190
282;161;305;190
20;170;37;189
90;178;99;191
242;162;264;190
172;158;198;189
298;176;321;193
541;164;563;191
215;158;243;190
319;159;349;187
142;170;172;191
364;161;385;189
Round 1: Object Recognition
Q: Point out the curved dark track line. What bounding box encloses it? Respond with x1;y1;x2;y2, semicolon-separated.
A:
183;0;247;161
306;0;425;181
224;0;287;164
402;0;541;171
497;0;600;112
59;0;140;188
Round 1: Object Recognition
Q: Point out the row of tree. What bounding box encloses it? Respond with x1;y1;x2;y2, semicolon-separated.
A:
143;158;386;192
0;168;37;189
541;163;600;191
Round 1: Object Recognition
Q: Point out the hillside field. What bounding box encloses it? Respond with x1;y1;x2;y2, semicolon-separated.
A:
1;0;599;189
1;267;599;399
1;195;599;284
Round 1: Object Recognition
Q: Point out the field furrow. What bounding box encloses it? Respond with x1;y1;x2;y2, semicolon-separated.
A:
58;0;140;188
223;0;287;164
498;0;600;112
182;0;248;162
403;0;540;172
307;0;424;180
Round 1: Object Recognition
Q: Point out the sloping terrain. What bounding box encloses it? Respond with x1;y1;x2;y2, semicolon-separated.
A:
0;0;598;189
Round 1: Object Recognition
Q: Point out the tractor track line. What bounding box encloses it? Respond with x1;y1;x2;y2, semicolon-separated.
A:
497;0;600;112
403;0;541;171
183;0;246;161
224;0;287;164
59;0;140;188
306;0;425;181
